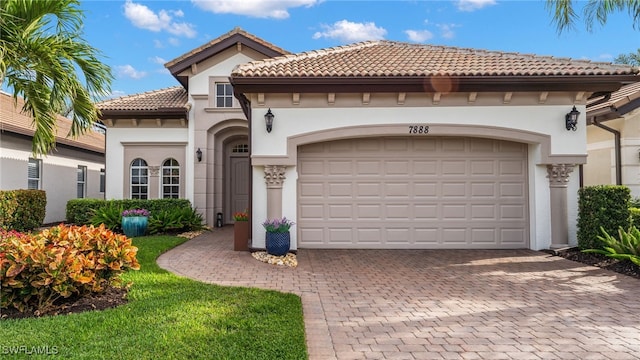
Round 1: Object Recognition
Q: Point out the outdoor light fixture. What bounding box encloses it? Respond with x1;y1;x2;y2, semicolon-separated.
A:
265;108;274;133
565;106;580;131
196;148;202;162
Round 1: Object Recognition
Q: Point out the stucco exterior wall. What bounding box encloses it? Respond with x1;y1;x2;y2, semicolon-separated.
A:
585;111;640;197
105;127;188;200
1;133;104;223
249;100;586;250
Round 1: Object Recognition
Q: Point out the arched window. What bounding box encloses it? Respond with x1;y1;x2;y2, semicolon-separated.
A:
162;158;180;199
130;158;148;199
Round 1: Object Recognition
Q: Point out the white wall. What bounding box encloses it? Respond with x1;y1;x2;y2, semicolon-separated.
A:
250;104;586;250
0;146;104;224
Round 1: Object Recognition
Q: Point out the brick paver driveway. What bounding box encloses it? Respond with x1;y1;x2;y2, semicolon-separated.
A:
158;227;640;360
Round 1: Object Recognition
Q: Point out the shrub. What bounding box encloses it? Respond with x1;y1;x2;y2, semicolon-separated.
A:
0;224;140;314
0;191;18;230
631;208;640;227
10;190;46;232
90;203;124;232
577;185;631;250
147;207;205;235
584;226;640;266
67;198;192;225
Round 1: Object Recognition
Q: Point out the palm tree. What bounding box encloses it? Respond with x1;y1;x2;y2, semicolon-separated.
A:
546;0;640;33
0;0;112;155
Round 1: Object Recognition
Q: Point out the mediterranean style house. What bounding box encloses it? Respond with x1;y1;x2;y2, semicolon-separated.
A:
97;28;639;251
584;82;640;196
0;92;105;224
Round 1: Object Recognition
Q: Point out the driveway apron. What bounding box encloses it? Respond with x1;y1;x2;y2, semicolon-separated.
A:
157;227;640;360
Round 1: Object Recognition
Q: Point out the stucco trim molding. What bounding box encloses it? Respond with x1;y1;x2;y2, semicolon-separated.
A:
251;124;585;166
121;142;188;146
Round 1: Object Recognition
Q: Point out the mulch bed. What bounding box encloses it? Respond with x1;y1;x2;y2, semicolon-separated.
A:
1;286;128;320
553;247;640;279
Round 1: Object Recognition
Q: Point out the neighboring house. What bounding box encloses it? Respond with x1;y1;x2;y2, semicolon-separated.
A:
584;82;640;197
0;92;105;224
98;27;638;251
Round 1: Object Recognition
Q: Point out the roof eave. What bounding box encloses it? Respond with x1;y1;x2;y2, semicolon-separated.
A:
98;108;188;120
230;75;639;94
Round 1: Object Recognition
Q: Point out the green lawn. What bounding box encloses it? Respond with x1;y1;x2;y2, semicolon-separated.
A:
0;235;308;359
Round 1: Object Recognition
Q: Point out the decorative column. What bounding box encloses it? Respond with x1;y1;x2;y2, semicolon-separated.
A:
148;166;160;199
546;164;575;249
264;165;287;219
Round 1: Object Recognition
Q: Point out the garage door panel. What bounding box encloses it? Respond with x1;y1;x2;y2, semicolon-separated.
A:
385;182;411;197
329;161;352;174
500;183;525;197
298;137;528;249
470;182;496;197
386;161;410;174
442;161;467;175
414;161;438;175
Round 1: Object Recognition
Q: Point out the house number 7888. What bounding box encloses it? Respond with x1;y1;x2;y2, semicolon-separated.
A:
409;125;429;134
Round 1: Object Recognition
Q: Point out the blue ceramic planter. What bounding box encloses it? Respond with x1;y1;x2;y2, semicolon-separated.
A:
122;216;148;238
265;232;290;256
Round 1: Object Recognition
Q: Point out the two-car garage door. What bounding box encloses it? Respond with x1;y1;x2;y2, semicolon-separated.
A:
297;137;528;249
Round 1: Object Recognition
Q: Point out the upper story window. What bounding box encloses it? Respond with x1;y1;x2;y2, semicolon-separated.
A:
215;83;233;108
130;158;148;199
27;158;41;189
77;166;87;198
162;158;180;199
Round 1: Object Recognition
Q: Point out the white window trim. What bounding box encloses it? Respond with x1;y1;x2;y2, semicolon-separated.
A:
161;158;180;199
130;158;149;200
27;158;42;190
77;165;87;198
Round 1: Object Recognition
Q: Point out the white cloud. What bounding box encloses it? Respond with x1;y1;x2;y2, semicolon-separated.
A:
116;65;148;80
168;38;180;46
192;0;319;19
149;56;167;64
313;20;387;43
438;24;458;39
455;0;497;12
123;0;196;38
405;29;434;43
599;53;613;61
153;39;164;48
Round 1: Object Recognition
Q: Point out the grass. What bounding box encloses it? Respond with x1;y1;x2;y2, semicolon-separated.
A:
0;235;308;359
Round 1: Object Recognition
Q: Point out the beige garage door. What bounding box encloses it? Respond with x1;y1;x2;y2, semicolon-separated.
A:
297;137;528;249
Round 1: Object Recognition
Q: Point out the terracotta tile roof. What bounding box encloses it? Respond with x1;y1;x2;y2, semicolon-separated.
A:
232;41;637;78
97;86;188;112
165;27;290;69
587;81;640;113
0;92;105;153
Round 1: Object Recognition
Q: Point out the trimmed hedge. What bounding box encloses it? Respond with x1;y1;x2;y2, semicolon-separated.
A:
66;198;193;225
632;208;640;227
577;185;631;250
0;191;18;230
0;190;46;231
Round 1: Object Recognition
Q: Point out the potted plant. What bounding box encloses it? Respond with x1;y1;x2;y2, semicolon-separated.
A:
233;209;249;251
263;217;295;256
121;208;150;238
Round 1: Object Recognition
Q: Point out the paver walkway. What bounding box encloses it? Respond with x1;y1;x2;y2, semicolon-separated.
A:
158;226;640;360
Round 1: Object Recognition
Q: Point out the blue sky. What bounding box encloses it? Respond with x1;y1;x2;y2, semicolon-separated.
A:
79;0;640;98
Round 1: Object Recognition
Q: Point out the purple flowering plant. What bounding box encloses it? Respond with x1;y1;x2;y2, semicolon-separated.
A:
262;217;295;233
122;208;150;217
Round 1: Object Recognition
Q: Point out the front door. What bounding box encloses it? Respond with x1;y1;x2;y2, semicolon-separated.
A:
226;141;249;224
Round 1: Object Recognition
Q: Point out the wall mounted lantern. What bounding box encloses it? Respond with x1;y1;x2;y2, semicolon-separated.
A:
196;148;202;162
565;106;580;131
265;108;274;133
